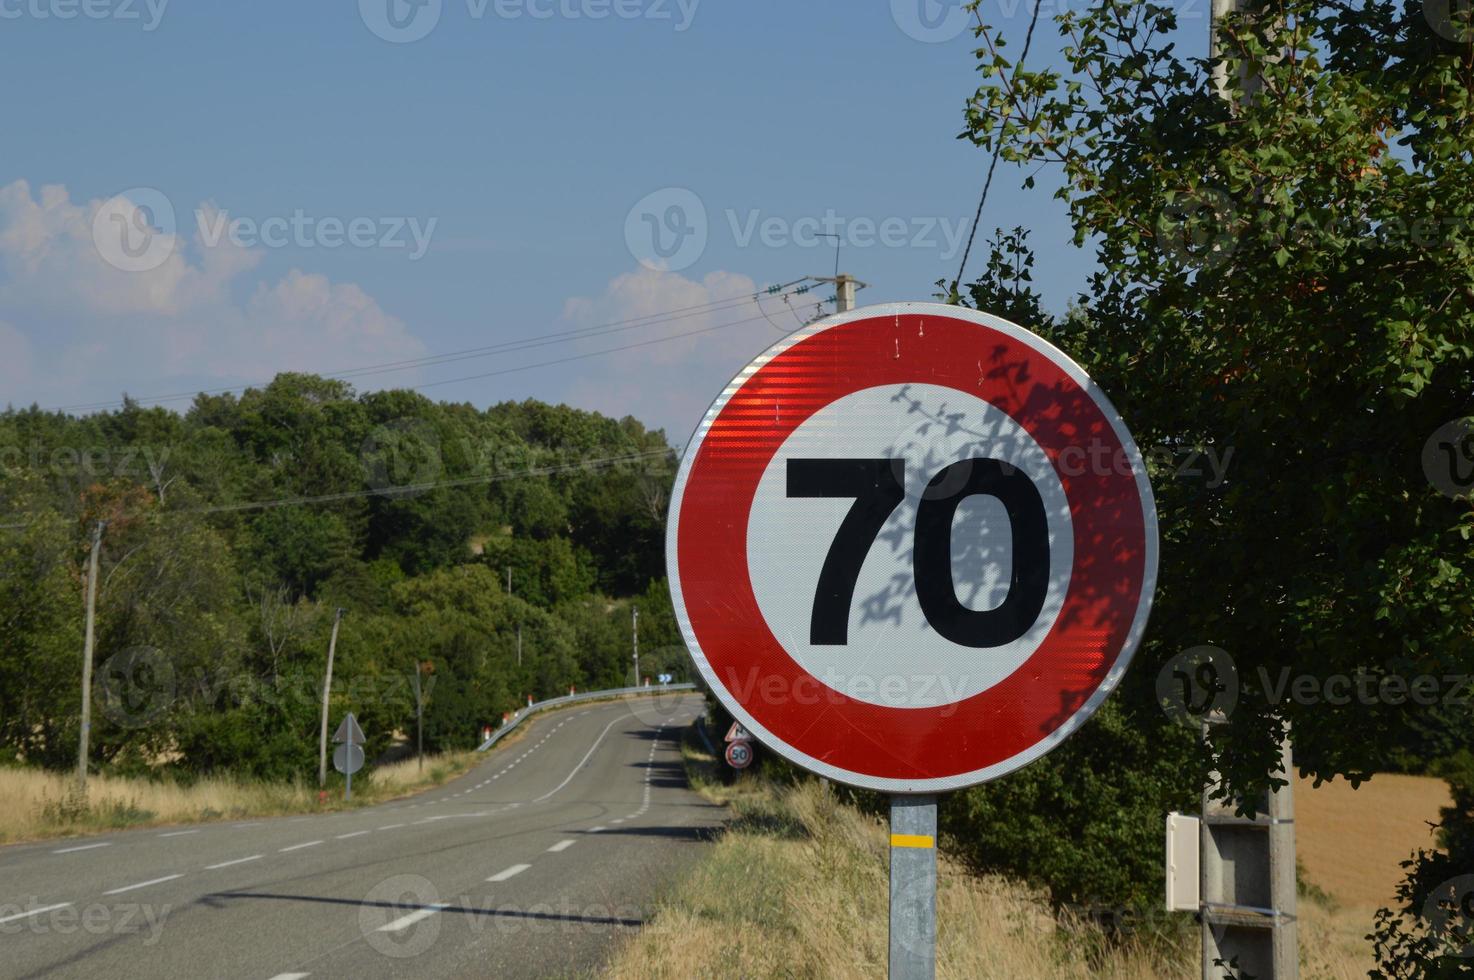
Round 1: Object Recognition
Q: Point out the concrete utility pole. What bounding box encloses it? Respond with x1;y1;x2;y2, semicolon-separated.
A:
1200;726;1298;980
1197;6;1297;977
632;607;639;687
317;608;345;789
814;273;867;313
77;520;106;794
1209;0;1241;98
1211;0;1274;102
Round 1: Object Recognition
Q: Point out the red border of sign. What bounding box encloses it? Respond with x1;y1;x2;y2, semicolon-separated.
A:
668;304;1157;792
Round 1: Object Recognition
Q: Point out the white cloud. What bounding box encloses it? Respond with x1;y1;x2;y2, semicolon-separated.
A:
0;180;426;409
559;266;818;441
0;320;35;397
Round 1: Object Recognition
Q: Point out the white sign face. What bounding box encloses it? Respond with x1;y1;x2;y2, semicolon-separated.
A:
746;383;1075;709
668;303;1158;793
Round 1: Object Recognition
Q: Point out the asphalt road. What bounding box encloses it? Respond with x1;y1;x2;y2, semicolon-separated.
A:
0;694;720;980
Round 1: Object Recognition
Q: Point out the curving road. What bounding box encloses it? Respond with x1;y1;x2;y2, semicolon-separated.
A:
0;694;719;979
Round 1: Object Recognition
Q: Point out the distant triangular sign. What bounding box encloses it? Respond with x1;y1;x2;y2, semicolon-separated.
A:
725;722;751;743
333;712;365;746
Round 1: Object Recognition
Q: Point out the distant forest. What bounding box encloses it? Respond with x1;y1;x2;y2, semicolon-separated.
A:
0;373;689;780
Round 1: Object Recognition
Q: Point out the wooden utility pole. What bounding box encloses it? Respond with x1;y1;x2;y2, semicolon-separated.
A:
413;661;424;774
317;608;345;788
76;520;106;794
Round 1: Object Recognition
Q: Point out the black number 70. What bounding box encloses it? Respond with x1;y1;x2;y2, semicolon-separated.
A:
786;457;1050;648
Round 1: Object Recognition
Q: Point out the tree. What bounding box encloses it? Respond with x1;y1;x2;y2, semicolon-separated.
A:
956;0;1474;952
0;475;81;767
0;381;678;794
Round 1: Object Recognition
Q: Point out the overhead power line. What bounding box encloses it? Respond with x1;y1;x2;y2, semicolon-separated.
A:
0;448;673;530
49;279;819;414
950;3;1044;298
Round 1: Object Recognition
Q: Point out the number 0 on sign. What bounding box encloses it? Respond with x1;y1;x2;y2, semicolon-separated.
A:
667;303;1158;793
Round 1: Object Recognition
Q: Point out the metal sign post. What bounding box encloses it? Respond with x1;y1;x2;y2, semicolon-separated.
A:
889;796;938;979
332;711;366;801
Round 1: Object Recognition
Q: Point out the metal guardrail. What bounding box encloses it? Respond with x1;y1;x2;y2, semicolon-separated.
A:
475;683;698;753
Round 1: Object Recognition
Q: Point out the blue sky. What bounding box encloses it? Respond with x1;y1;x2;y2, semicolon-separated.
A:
0;0;1212;442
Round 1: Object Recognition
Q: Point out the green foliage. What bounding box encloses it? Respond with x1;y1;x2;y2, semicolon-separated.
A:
954;0;1474;948
0;474;81;766
940;700;1199;912
0;381;681;780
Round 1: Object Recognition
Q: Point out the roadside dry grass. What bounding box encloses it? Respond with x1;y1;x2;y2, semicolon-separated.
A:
0;750;480;846
603;738;1369;980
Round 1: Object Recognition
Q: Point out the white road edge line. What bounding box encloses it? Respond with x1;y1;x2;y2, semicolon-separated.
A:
280;841;323;852
103;874;183;896
52;843;110;854
378;903;449;932
487;864;531;882
531;715;625;803
158;830;200;838
205;855;263;870
0;903;70;925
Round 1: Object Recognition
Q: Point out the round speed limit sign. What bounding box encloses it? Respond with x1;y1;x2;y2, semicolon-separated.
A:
725;740;754;770
668;303;1158;792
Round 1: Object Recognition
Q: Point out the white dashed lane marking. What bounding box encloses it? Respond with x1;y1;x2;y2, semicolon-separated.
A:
487;864;530;882
335;831;371;840
103;874;183;896
205;855;262;870
52;843;110;854
547;840;576;852
279;841;323;853
377;903;449;933
0;903;70;925
159;830;200;838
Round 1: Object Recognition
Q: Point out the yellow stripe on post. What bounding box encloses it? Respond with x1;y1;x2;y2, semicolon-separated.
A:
889;833;935;849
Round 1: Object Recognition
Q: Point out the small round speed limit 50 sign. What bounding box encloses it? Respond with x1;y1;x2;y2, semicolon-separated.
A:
667;303;1158;793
